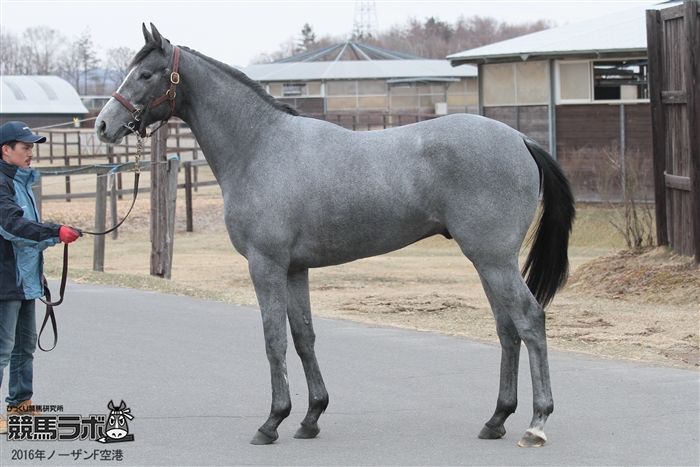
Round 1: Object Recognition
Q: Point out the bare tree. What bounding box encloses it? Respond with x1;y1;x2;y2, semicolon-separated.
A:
105;46;136;86
0;32;23;75
598;147;655;249
58;41;83;91
251;37;300;64
75;28;99;94
297;23;317;53
22;26;64;74
256;15;553;63
1;27;65;75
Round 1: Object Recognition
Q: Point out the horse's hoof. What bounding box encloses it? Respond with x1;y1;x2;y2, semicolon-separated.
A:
517;428;547;448
250;429;278;445
478;424;505;439
294;424;320;439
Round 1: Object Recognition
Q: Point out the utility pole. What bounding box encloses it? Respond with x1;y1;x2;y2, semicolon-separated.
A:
352;0;379;40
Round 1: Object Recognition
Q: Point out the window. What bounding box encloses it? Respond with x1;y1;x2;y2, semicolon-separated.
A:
482;61;549;106
558;61;591;102
357;80;386;95
482;63;516;106
282;83;306;96
593;60;648;101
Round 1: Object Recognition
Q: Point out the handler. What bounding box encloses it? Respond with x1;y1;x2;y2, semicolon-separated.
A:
0;121;81;434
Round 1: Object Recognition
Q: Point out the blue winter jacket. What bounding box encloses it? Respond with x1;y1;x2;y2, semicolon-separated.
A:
0;160;61;300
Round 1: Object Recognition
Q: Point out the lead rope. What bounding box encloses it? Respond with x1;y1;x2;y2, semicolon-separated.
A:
38;135;144;351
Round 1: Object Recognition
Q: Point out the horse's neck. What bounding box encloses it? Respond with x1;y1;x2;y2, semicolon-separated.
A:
175;51;287;177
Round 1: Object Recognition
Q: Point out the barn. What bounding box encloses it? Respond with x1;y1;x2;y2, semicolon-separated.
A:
0;75;88;128
245;41;477;124
447;5;666;200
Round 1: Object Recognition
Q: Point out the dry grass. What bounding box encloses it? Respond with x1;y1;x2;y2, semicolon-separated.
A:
39;187;700;369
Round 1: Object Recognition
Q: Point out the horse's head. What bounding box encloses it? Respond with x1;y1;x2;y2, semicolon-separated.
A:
105;400;133;440
95;23;180;143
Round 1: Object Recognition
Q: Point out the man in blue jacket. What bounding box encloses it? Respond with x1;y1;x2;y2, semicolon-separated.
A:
0;121;81;434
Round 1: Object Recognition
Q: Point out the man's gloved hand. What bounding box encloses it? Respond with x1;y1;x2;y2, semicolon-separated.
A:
59;225;81;244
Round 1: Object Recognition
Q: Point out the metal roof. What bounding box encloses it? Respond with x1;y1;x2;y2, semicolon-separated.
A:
244;60;476;82
0;75;88;114
275;41;422;63
447;3;678;65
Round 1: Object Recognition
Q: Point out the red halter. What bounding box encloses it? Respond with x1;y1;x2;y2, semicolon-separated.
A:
112;46;181;132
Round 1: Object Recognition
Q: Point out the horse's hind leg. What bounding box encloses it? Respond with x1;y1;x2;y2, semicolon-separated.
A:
478;312;521;440
286;268;329;439
474;259;553;447
247;252;292;445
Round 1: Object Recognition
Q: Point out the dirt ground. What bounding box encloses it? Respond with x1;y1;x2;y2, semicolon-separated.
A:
39;184;700;369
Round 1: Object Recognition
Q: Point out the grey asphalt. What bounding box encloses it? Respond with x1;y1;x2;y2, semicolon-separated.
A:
0;282;698;466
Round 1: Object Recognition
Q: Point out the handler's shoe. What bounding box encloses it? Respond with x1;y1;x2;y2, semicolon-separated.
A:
0;414;7;434
7;400;41;416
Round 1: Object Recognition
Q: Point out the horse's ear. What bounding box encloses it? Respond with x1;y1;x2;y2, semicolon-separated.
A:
118;400;127;410
142;23;154;44
150;23;164;50
108;400;116;410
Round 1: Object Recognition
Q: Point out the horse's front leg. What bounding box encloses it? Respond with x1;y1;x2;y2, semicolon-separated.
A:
248;251;292;445
287;268;329;439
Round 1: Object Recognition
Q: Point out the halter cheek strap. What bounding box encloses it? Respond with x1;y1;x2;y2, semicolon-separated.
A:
111;46;181;131
148;46;181;115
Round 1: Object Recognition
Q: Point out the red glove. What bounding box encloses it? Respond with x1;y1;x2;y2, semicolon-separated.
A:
59;225;81;244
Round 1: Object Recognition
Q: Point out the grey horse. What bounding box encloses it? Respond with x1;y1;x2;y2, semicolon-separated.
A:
95;24;575;448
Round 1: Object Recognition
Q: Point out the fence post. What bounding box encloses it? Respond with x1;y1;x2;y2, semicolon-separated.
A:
110;174;119;240
165;157;180;278
63;132;71;202
77;130;82;159
619;104;626;201
93;171;108;272
150;126;178;279
192;144;199;192
184;161;194;232
646;9;669;246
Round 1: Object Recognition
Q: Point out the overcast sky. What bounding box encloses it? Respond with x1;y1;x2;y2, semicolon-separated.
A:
1;0;659;66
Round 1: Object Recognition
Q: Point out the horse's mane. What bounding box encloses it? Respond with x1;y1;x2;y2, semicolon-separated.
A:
131;42;300;117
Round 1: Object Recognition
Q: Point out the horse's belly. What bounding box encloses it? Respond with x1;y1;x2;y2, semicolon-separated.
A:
289;211;442;268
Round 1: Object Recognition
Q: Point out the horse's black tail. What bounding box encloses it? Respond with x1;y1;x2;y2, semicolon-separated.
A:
522;138;575;308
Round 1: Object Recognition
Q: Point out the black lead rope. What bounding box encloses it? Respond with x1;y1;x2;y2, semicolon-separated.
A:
37;171;141;352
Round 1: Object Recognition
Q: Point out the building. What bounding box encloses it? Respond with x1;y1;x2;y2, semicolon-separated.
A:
245;41;478;124
447;4;672;200
0;75;88;128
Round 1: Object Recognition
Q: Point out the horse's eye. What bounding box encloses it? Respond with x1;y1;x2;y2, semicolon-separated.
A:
140;71;152;80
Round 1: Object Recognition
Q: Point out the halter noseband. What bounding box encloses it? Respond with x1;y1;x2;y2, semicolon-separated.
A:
112;46;181;136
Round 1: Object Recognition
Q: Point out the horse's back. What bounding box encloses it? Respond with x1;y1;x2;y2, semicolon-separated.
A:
298;113;536;174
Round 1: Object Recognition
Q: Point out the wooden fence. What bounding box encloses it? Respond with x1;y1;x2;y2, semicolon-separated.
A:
32;123;216;277
647;1;700;261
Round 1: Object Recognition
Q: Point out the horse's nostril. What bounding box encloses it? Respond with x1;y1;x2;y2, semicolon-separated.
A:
97;120;106;134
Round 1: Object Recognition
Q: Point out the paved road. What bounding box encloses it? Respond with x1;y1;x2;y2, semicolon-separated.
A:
0;283;698;466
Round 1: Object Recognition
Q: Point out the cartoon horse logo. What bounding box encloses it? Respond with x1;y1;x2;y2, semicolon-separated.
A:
97;400;134;443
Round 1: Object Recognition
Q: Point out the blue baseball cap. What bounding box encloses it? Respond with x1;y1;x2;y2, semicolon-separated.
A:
0;121;47;146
